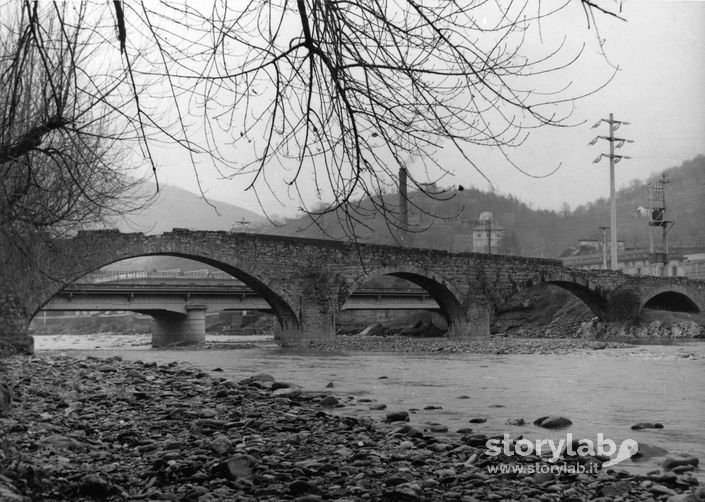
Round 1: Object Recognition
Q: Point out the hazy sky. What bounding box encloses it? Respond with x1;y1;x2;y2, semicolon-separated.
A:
152;1;705;217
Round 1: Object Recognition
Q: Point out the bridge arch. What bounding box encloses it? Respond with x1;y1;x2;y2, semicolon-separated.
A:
343;265;467;331
537;280;609;318
512;270;614;320
642;286;702;313
36;250;300;332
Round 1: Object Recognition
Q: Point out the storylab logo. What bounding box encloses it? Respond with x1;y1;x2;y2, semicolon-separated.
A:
486;433;639;467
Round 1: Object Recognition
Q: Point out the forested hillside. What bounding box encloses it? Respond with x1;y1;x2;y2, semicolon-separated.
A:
104;156;703;272
266;156;705;258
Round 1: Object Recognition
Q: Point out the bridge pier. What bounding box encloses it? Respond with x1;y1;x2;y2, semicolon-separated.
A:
151;304;207;347
276;306;336;347
447;299;491;338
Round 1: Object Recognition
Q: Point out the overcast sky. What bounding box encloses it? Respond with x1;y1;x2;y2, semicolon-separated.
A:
152;0;705;218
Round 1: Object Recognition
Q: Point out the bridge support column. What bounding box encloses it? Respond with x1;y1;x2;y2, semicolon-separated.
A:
277;305;335;347
604;290;642;322
151;304;207;347
0;295;33;355
448;298;490;338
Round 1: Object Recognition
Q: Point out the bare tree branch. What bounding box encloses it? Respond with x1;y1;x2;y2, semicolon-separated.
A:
0;0;626;245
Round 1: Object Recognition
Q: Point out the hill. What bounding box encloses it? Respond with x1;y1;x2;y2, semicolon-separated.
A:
266;155;705;258
102;184;264;272
558;155;705;255
111;184;264;235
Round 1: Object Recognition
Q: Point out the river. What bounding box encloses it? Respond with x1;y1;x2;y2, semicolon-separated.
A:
35;334;705;480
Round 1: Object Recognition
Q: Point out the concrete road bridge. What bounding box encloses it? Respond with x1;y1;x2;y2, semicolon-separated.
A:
1;229;703;352
43;275;440;346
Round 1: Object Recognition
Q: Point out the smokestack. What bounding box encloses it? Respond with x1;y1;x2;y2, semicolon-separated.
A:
399;167;408;231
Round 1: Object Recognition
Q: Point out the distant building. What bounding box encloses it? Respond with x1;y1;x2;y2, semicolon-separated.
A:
561;245;705;279
472;212;505;254
576;238;625;252
561;239;625;265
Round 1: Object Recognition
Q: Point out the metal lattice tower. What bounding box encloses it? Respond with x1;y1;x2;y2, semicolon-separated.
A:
647;174;675;267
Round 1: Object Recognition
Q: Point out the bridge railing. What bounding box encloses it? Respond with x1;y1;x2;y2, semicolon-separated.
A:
77;270;238;284
66;273;432;298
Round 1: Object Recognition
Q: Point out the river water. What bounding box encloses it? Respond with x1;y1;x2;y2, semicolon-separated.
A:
35;334;705;480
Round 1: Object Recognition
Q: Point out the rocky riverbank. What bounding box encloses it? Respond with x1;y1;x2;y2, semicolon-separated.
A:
575;319;704;340
1;355;703;501
309;335;632;354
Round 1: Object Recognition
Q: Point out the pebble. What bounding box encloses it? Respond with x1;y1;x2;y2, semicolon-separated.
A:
632;422;664;430
272;386;302;397
220;454;254;480
209;434;232;455
533;416;572;429
319;395;340;407
662;456;700;471
77;473;111;499
386;411;410;423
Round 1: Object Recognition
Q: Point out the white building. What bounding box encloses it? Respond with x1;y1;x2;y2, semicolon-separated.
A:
472;212;505;254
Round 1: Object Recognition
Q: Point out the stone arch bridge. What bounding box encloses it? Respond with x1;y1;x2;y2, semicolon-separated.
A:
2;229;704;352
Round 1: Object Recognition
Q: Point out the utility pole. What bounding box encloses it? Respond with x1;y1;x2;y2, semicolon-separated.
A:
599;226;609;269
590;113;633;270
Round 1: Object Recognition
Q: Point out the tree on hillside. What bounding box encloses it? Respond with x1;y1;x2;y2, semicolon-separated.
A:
0;0;625;244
